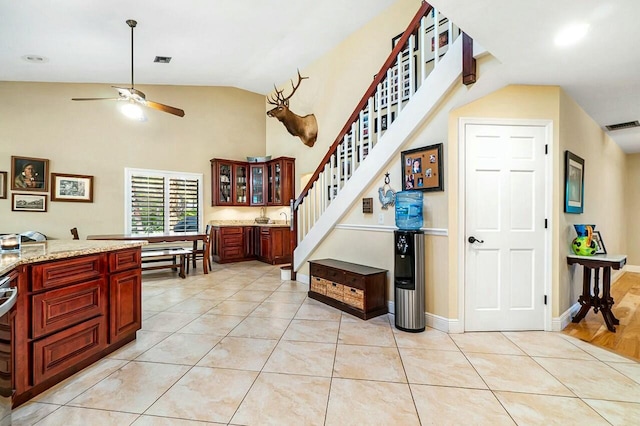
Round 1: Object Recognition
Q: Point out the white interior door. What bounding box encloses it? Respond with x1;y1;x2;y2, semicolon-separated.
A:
464;123;547;331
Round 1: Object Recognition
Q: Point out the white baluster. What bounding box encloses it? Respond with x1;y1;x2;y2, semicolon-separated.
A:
420;16;426;83
448;17;453;49
367;97;374;156
329;154;336;201
409;34;415;97
397;50;404;112
375;82;382;147
386;68;392;134
351;122;359;170
434;8;440;65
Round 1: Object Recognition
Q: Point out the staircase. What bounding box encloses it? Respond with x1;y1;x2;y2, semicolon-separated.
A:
292;1;476;271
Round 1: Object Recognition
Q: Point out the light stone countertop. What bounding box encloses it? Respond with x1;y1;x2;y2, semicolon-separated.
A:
209;220;290;228
0;240;146;276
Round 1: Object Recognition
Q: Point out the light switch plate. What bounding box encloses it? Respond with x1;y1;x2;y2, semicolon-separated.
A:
378;213;385;224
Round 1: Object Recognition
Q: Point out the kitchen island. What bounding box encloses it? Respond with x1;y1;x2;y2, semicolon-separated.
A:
1;240;145;407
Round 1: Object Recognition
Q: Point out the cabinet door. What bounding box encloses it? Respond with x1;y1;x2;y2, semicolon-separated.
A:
244;226;254;257
250;164;266;205
267;160;282;205
270;228;292;264
259;228;271;262
109;269;142;344
214;162;233;206
234;164;249;205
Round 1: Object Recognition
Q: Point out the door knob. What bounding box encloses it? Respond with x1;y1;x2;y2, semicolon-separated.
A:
468;236;484;244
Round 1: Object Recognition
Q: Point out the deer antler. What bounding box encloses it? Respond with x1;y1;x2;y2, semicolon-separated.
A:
266;69;309;106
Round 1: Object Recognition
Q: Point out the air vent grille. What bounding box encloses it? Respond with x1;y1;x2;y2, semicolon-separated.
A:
154;56;172;63
605;120;640;131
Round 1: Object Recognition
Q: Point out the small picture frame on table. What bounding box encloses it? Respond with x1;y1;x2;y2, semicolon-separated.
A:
592;231;607;255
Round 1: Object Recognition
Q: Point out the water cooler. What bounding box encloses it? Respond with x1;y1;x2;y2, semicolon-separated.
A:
394;191;426;332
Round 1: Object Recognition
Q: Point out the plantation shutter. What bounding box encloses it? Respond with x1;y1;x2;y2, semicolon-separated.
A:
169;177;199;231
130;175;165;233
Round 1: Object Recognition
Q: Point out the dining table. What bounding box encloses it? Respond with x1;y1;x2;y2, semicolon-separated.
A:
87;231;210;274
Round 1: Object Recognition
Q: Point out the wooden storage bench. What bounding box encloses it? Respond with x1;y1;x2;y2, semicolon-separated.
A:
141;248;192;278
308;259;388;320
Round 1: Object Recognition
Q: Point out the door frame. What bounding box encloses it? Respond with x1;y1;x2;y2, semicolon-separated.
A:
457;118;554;332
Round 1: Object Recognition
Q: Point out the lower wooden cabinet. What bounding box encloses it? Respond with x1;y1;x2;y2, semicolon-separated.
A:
13;247;142;407
308;259;388;320
109;268;141;344
32;316;107;384
212;225;292;265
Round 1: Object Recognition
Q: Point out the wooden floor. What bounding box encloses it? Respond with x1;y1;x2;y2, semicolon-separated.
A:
563;271;640;361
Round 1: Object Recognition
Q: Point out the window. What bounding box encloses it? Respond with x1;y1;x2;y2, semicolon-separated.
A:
125;168;203;234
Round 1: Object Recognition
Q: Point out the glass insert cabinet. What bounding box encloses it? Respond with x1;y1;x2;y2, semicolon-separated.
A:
210;157;294;207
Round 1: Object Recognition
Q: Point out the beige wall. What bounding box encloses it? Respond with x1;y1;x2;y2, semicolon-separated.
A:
0;82;267;239
626;154;640;265
559;90;627;312
266;0;421;197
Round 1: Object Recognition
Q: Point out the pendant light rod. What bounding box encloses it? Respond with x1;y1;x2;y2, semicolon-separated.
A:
126;19;137;89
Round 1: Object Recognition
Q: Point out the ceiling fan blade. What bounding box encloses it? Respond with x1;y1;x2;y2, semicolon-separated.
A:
71;97;121;101
146;100;185;117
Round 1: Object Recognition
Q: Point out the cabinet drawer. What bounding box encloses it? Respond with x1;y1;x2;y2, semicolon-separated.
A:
109;248;141;273
326;282;344;302
310;276;327;295
222;234;243;247
32;316;107;385
31;255;105;292
222;246;244;259
32;278;107;339
310;264;344;282
344;272;365;290
343;286;365;310
221;227;243;236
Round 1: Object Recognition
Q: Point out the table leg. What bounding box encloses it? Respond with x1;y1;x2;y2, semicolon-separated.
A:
572;267;592;323
601;266;618;331
203;238;209;274
179;254;186;279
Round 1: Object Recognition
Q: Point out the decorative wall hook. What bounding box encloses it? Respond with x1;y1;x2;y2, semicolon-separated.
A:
378;172;396;210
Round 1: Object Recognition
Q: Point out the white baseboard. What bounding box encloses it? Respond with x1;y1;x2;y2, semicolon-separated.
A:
552;302;580;331
623;264;640;273
296;273;309;285
388;301;460;333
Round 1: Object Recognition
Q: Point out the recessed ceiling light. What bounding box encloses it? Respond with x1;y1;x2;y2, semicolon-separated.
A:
21;54;49;63
554;23;589;47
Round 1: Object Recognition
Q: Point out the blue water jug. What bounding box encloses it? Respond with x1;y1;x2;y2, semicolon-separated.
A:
395;191;423;230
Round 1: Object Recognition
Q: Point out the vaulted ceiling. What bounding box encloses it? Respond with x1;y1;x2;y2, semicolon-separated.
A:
2;0;639;152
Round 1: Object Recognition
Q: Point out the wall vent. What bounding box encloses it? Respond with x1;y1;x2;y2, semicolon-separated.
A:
153;56;172;63
605;120;640;131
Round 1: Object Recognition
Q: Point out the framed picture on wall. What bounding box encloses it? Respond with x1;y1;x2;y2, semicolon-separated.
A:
51;173;94;202
400;143;444;192
11;193;47;212
564;150;584;214
11;156;49;192
0;171;7;199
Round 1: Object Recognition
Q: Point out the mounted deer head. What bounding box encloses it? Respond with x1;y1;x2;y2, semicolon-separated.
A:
267;70;318;147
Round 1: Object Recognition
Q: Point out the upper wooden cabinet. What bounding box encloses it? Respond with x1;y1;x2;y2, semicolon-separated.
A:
211;159;249;206
211;157;295;207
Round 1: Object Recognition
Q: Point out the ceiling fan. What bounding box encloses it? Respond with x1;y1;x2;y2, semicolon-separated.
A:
72;19;185;118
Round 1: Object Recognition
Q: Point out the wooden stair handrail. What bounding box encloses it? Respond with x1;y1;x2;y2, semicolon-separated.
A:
294;1;432;210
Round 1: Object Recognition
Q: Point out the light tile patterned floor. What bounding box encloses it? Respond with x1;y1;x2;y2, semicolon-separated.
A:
13;261;640;425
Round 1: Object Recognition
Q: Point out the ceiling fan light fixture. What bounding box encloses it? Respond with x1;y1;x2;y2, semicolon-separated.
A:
120;101;145;121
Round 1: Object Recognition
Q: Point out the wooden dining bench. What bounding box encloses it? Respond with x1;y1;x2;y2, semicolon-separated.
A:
141;247;192;278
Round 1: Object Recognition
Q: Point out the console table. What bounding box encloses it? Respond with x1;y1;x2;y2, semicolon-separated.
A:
567;254;627;332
